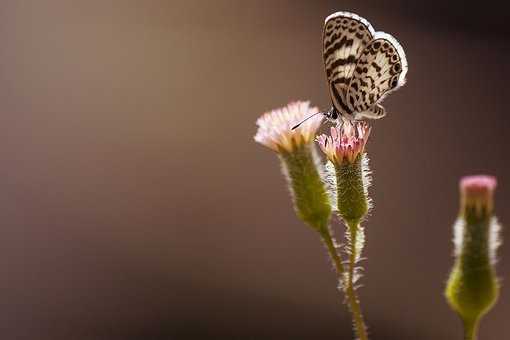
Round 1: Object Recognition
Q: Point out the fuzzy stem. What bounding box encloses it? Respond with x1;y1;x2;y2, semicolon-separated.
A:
320;225;367;340
319;225;345;276
345;221;368;340
320;217;367;340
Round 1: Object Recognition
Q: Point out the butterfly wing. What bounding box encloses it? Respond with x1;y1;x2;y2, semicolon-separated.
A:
346;32;408;119
357;103;386;119
323;12;375;116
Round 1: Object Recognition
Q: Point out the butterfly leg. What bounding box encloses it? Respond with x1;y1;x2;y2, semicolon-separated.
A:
337;114;354;129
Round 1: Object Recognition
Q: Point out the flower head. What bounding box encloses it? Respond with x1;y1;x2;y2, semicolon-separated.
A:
254;101;322;153
316;121;371;164
460;175;497;217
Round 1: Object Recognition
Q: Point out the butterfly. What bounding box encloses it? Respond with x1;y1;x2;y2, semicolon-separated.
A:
323;11;407;122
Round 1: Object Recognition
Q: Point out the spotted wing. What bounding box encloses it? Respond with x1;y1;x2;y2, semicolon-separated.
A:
346;33;408;119
323;12;375;115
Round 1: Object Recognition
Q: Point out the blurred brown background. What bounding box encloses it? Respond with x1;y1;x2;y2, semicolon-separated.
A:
1;1;509;339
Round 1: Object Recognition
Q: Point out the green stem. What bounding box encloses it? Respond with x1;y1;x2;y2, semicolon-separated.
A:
345;221;368;340
463;317;479;340
319;225;345;275
319;222;368;340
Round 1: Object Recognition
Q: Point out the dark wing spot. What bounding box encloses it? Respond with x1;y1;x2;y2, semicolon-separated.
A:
373;41;381;49
391;77;398;88
371;61;381;72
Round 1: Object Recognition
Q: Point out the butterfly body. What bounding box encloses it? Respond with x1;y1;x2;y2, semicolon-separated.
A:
323;12;407;122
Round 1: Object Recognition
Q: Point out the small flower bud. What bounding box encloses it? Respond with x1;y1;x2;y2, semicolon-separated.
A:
445;175;501;340
254;101;331;230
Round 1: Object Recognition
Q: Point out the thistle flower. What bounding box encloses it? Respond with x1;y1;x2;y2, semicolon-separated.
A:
316;121;372;225
445;175;501;340
254;101;330;230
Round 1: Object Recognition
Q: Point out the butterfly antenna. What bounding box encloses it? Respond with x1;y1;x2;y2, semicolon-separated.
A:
291;112;322;130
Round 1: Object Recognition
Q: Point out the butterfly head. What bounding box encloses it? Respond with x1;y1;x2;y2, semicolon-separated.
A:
292;107;345;130
324;106;339;121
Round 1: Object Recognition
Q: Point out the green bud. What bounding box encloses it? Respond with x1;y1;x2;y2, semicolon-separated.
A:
280;144;332;230
334;154;370;226
445;176;501;340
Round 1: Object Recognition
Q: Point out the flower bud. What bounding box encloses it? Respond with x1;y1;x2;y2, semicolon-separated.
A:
445;175;501;339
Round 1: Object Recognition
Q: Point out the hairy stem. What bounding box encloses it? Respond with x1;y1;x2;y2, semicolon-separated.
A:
319;223;368;340
345;221;368;340
319;225;345;275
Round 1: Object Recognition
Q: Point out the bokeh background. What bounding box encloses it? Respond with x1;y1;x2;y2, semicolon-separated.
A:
1;1;509;339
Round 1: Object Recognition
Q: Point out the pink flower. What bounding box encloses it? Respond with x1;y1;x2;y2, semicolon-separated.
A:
316;121;371;164
254;101;322;153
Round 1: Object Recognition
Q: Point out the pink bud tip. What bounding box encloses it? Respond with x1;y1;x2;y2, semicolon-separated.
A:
459;175;497;216
460;175;497;194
